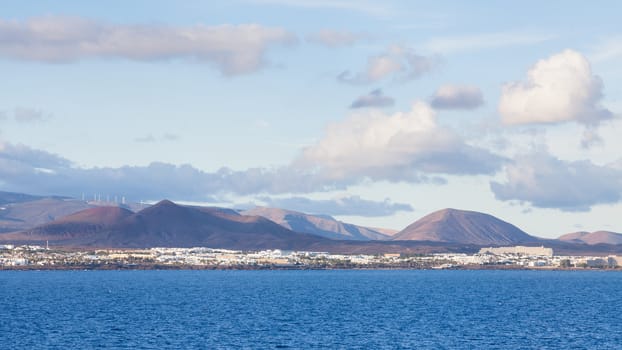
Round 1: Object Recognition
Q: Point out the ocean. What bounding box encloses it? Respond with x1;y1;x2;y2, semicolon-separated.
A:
1;270;621;349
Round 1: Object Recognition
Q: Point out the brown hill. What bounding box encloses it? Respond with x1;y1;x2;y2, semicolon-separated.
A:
5;201;622;256
0;198;94;233
241;207;391;241
22;206;134;240
393;208;538;245
11;200;331;250
558;231;622;245
55;206;134;225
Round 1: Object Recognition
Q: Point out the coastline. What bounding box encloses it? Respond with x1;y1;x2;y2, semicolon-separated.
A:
2;263;620;272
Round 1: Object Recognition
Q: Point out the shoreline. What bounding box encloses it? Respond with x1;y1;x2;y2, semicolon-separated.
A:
2;264;621;272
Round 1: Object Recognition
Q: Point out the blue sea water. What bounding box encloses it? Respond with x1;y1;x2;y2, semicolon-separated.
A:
1;270;621;349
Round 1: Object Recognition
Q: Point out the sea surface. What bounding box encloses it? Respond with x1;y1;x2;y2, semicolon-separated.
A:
1;270;621;349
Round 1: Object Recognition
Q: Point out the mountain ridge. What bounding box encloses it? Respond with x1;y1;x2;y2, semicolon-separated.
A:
241;206;391;241
11;200;332;250
1;191;622;255
558;231;622;245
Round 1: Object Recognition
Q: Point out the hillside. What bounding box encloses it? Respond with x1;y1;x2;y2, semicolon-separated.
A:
242;206;390;240
3;192;622;255
27;206;134;238
10;200;332;250
393;208;538;245
0;198;94;233
558;231;622;245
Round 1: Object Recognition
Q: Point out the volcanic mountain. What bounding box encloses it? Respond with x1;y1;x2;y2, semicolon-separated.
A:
5;199;622;255
13;200;330;250
558;231;622;245
241;206;391;241
392;208;539;245
28;206;135;238
0;198;94;233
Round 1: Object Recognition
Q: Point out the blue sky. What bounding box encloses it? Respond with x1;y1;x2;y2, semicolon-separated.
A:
1;1;621;237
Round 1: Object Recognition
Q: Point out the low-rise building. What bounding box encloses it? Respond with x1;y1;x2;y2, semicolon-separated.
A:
478;246;553;257
607;255;622;267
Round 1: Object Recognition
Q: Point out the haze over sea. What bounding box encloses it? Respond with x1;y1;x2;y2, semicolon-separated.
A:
1;270;621;349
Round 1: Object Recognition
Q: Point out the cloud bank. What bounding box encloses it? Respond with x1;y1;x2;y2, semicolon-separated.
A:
1;99;505;204
491;152;622;212
0;16;297;75
299;102;503;182
0;142;351;200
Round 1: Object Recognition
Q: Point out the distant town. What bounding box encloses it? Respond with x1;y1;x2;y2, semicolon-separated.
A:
2;244;621;270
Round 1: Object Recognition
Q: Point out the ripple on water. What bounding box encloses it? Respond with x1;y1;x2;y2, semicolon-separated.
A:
1;270;622;349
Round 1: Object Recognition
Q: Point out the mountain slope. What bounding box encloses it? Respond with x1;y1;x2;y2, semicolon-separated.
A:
393;208;538;245
13;200;331;250
242;206;391;241
5;201;622;255
27;206;134;238
558;231;622;245
0;198;94;233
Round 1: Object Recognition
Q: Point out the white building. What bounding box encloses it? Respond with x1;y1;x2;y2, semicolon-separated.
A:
478;246;554;257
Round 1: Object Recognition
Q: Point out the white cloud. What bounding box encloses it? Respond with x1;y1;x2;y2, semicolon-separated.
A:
490;152;622;212
1;101;504;201
306;29;367;47
499;49;613;125
350;89;395;109
0;142;70;170
299;102;503;181
430;84;483;110
338;45;439;84
0;141;350;199
0;16;297;75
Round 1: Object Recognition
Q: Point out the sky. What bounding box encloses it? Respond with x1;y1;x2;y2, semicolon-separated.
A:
1;0;621;238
